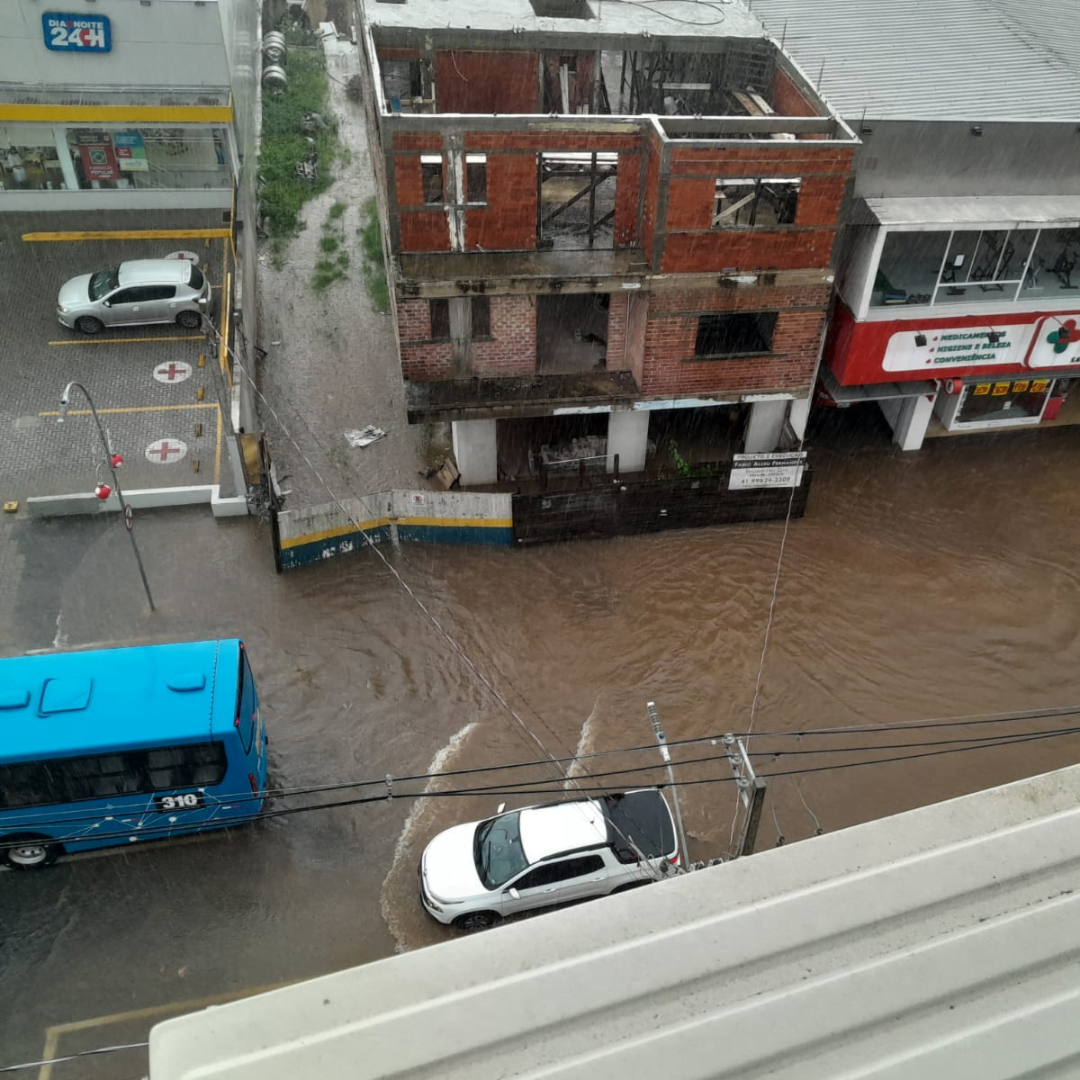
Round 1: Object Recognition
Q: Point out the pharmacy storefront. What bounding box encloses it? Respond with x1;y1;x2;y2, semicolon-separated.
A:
826;306;1080;435
1;2;237;211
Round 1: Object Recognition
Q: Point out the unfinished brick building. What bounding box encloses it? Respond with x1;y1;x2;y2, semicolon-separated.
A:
359;0;857;493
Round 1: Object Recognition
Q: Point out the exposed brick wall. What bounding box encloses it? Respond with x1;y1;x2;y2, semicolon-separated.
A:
392;133;443;152
661;228;839;272
614;153;640;248
605;292;630;371
466;153;538;251
399;210;450;252
470;296;536;375
657;144;852;273
394;154;427;206
771;68;820;118
398;297;536;380
435;51;540;114
463;132;641;153
639;285;830;396
377;47;420;62
398;299;455;379
641;128;662;264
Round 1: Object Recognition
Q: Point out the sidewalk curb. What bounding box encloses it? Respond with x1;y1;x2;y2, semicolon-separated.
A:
27;486;249;519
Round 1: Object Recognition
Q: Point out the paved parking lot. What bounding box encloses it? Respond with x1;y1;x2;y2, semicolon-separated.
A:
0;210;236;504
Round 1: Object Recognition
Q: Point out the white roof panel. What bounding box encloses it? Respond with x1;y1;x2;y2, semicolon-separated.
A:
863;195;1080;228
150;763;1080;1080
752;0;1080;121
366;0;766;41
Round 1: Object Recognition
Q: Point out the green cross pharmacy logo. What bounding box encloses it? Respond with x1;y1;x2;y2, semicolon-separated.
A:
1046;319;1078;353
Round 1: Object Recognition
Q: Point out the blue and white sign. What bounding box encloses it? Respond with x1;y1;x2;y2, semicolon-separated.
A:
42;12;112;53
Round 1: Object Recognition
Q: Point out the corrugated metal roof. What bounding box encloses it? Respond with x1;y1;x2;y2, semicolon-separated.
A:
150;763;1080;1080
752;0;1080;121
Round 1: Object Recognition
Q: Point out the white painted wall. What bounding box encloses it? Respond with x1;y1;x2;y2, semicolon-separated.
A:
606;411;649;473
884;392;937;451
452;419;498;487
744;400;788;453
2;0;229;89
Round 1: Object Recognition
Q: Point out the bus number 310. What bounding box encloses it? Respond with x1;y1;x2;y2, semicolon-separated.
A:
155;793;206;812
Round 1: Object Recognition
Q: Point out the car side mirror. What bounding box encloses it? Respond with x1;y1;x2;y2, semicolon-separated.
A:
101;300;110;307
496;802;505;814
506;887;520;900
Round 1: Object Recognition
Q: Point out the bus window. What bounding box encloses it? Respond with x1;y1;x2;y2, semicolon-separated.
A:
145;744;227;790
235;649;256;754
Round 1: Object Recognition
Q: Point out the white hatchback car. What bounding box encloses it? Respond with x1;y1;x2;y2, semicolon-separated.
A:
57;257;211;334
419;789;679;931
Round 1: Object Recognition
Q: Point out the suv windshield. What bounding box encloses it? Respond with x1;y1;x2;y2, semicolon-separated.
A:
88;267;120;301
473;811;529;889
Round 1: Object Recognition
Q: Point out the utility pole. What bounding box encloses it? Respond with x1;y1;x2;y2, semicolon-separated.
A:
58;381;155;612
723;734;767;858
647;701;689;863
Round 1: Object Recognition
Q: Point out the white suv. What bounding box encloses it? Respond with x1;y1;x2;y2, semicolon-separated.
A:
419;789;679;931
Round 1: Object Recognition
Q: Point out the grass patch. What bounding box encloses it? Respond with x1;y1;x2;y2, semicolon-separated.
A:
319;235;340;253
328;200;348;220
258;49;339;238
359;197;390;313
337;251;350;268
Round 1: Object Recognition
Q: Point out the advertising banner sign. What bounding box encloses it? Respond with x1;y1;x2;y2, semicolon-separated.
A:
42;12;111;52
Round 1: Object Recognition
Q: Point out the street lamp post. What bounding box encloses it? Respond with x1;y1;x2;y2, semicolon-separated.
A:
58;381;155;612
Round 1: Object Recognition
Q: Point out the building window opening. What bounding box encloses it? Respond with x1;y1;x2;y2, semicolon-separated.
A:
871;227;1057;309
471;296;491;337
537;294;610;372
695;311;777;357
952;378;1053;428
429;298;450;339
381;57;430;114
466;155;487;204
529;0;594;20
1022;228;1080;300
712;178;800;229
538;151;617;250
421;155;444;204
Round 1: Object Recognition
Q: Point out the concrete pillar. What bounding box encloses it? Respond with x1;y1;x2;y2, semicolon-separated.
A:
744;400;788;453
606;410;649;474
53;127;79;191
452;418;498;486
788;395;812;441
883;393;935;452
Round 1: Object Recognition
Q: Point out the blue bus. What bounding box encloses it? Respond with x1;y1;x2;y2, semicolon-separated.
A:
0;639;267;869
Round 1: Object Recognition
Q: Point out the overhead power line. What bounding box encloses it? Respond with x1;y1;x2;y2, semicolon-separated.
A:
6;722;1078;851
7;712;1080;832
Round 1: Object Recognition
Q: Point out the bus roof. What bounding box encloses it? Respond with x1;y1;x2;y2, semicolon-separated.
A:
0;640;241;763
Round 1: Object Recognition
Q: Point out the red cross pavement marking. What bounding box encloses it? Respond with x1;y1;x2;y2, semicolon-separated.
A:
150;441;183;462
157;363;182;380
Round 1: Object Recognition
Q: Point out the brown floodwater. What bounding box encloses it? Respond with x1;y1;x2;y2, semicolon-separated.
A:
4;408;1080;1079
373;410;1080;949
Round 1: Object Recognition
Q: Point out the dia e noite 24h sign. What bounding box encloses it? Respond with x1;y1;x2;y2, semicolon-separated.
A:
43;12;112;53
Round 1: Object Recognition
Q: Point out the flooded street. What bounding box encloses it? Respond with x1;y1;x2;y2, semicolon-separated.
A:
4;410;1080;1075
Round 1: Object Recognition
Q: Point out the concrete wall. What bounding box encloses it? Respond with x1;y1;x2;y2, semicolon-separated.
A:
217;0;261;437
852;120;1080;199
275;489;514;569
2;0;230;88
